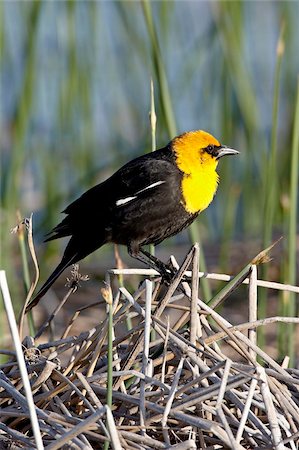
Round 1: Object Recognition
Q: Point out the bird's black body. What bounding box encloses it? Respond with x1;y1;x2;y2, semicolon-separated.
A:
47;146;195;254
26;130;238;311
27;147;195;310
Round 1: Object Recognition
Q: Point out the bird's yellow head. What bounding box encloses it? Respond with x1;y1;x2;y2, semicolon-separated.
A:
172;130;238;175
171;130;238;214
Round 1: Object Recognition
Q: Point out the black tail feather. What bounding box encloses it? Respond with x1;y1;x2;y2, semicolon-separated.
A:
25;254;78;313
44;216;72;242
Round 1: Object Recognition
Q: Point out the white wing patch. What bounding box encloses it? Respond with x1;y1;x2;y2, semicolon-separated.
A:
116;196;137;206
136;180;165;194
116;180;165;207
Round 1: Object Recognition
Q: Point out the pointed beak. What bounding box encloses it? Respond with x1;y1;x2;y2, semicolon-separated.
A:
216;146;239;160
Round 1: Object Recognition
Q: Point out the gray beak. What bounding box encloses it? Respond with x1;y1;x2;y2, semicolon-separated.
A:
216;146;239;159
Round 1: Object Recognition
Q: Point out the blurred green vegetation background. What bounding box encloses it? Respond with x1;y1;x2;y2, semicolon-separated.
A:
0;1;298;354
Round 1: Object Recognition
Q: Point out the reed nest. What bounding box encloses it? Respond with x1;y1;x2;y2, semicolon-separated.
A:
1;244;299;449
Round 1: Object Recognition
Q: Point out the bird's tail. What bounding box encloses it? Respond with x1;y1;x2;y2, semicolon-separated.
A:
25;254;78;313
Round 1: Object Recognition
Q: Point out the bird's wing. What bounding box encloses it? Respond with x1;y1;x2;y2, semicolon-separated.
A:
64;150;179;215
45;150;181;241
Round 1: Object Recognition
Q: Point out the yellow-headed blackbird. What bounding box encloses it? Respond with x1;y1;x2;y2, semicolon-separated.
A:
26;130;238;311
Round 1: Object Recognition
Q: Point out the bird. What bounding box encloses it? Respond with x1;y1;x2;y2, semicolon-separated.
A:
26;130;238;312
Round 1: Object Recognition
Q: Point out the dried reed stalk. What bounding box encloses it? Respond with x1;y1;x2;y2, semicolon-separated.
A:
0;243;298;449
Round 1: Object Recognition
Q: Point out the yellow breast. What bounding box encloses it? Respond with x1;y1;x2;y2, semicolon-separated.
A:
181;166;219;214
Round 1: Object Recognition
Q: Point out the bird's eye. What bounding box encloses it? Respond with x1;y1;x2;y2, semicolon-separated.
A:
206;145;214;154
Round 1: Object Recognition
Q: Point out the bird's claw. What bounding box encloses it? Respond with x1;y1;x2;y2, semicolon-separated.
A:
158;263;190;286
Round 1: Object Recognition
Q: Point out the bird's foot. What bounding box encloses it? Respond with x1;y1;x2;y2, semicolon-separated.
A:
157;260;190;286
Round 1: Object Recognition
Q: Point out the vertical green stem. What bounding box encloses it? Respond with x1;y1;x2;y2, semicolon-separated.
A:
263;26;285;248
288;77;299;297
149;79;157;257
141;0;177;137
283;77;299;364
258;25;284;354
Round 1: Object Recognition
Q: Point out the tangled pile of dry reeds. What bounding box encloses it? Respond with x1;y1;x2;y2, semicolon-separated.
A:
1;243;299;449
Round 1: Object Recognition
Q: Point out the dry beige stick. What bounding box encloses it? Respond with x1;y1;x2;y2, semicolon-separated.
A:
153;350;175;371
190;243;199;346
215;359;232;409
44;407;107;450
0;378;78;442
92;384;233;446
204;316;299;345
119;430;166;448
112;331;144;391
109;268;299;293
176;411;232;446
175;361;226;397
225;390;273;442
115;338;143;386
257;367;285;450
61;310;81;339
99;322;145;357
76;372;104;410
152;315;236;388
223;403;262;447
63;324;106;376
161;318;170;385
45;380;73;419
149;320;243;419
44;380;93;449
87;293;112;377
170;441;197;449
37;327;99;355
113;286;168;390
281;356;290;369
0;422;34;447
4;244;299;449
152;302;190;312
106;406;123;450
161;356;185;445
198;314;224;361
88;370;169;393
31;361;57;390
172;310;190;332
200;388;271;444
140;279;153;435
188;244;200;445
268;377;299;430
275;423;298;450
248;264;257;360
0;271;44;450
171;374;250;413
34;288;76;340
109;299;131;397
265;368;299;386
17;214;40;338
235;377;258;443
52;370;95;413
280;431;299;448
198;429;207;450
211;314;258;365
216;405;245;450
197;297;296;382
153;246;195;319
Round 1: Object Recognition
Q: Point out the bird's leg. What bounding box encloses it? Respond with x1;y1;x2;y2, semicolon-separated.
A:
127;243;174;282
139;248;175;279
140;249;191;285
